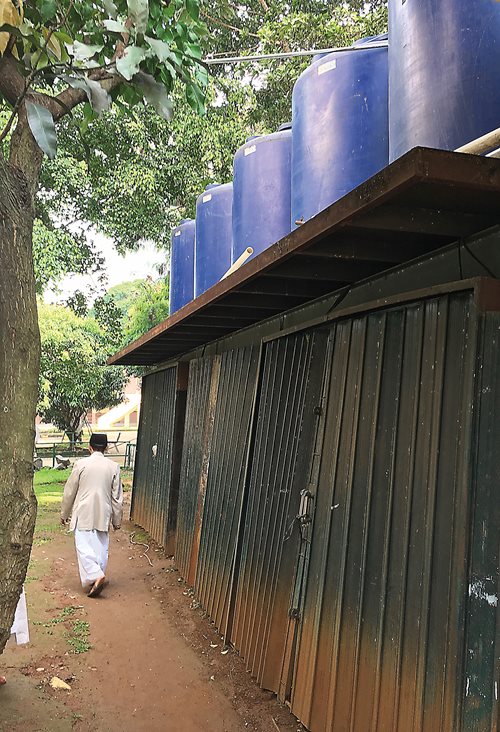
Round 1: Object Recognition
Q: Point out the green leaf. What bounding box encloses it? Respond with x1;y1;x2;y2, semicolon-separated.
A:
31;49;50;69
185;82;205;116
165;2;176;19
39;0;57;23
186;42;202;60
185;0;200;21
26;101;57;159
71;40;104;61
134;71;173;120
116;45;147;80
144;35;171;63
195;64;208;87
103;19;127;33
127;0;149;36
60;75;112;115
53;29;73;45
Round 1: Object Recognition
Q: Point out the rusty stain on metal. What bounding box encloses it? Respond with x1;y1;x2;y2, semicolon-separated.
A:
194;345;261;636
187;355;221;587
175;357;214;581
130;367;179;548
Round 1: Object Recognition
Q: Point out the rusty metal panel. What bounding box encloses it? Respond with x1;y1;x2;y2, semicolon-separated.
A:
231;330;328;692
291;291;480;732
194;345;261;636
130;368;178;547
175;357;214;581
130;373;153;528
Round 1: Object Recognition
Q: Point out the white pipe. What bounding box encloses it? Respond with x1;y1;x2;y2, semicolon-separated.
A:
455;127;500;155
221;247;253;279
204;42;388;66
486;147;500;159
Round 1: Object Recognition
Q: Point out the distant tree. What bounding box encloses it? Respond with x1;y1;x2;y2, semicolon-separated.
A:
125;277;170;344
106;280;145;316
38;303;127;438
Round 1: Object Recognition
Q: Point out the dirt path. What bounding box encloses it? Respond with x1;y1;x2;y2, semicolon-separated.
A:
1;485;303;732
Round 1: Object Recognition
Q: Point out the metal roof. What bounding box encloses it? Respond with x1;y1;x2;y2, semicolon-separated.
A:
109;147;500;366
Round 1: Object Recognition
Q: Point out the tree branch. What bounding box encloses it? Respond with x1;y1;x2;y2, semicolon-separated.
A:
0;0;75;141
0;55;25;106
201;11;260;38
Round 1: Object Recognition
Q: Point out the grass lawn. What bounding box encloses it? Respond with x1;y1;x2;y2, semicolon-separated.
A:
32;469;69;546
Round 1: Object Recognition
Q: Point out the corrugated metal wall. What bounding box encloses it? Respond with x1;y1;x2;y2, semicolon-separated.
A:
195;345;261;636
290;292;483;732
175;356;216;583
131;367;178;547
231;331;328;693
133;283;499;732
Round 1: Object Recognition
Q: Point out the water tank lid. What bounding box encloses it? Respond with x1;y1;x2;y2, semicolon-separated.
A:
278;122;292;131
354;33;388;47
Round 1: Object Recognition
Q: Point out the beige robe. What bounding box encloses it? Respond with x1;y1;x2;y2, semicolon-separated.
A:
61;452;123;531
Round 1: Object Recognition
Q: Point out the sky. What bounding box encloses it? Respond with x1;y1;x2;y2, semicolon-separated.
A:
44;233;166;304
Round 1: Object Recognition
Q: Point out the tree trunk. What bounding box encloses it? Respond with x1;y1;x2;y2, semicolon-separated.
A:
0;121;42;654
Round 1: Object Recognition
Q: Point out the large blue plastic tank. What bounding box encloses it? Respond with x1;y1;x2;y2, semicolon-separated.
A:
169;218;195;315
195;183;233;297
291;37;388;227
389;0;500;161
232;123;292;262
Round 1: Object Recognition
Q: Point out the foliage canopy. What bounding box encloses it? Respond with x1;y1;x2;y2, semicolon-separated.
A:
38;303;127;435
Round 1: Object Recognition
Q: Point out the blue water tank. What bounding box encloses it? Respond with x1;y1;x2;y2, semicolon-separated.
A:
291;38;388;227
232;124;292;262
169;218;195;315
389;1;500;161
195;183;233;297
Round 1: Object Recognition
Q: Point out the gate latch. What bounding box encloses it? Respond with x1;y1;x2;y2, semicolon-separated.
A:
298;489;313;526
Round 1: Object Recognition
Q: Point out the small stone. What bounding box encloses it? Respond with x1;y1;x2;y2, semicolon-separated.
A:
50;676;71;691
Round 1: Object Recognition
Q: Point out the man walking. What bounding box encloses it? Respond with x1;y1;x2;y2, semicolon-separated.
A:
61;433;123;597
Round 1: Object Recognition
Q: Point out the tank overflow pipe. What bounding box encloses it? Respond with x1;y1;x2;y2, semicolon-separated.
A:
221;247;254;280
455;126;500;155
204;43;389;66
